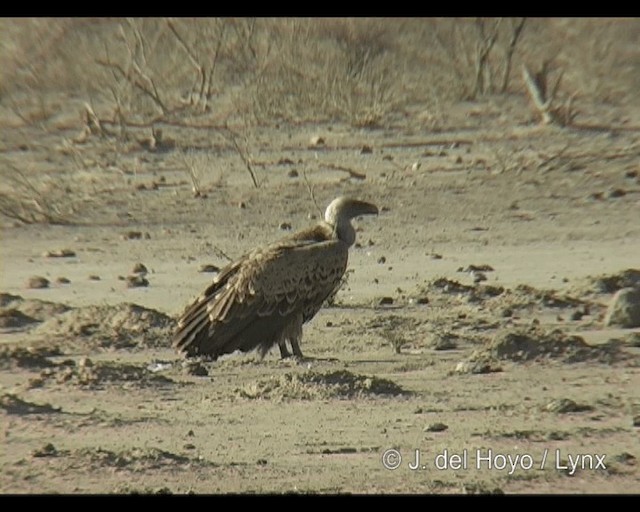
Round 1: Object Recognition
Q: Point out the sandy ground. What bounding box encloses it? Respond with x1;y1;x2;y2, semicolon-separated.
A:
1;96;639;494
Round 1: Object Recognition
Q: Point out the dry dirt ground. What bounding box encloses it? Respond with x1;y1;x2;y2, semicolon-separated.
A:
1;95;639;494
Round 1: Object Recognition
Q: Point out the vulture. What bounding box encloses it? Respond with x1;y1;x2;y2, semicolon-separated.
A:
173;196;379;360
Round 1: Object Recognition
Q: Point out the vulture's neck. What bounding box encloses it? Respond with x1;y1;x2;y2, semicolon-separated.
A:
333;219;355;246
323;215;355;246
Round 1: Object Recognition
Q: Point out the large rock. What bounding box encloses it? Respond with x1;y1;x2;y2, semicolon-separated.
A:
604;287;640;328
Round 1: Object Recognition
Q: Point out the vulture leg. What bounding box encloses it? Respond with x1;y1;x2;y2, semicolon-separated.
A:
288;312;304;358
278;340;292;359
276;312;304;359
290;338;304;358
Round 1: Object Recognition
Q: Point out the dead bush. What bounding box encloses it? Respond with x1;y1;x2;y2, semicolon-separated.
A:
0;162;76;225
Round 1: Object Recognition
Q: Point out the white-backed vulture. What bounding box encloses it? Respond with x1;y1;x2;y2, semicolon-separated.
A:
173;196;379;360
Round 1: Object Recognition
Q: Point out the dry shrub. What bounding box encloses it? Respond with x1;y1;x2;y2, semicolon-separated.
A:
0;162;77;224
251;18;399;127
1;18;637;130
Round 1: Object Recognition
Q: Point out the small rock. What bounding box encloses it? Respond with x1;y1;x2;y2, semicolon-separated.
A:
429;253;443;260
187;430;195;437
633;415;640;428
570;310;584;321
377;256;386;264
183;443;196;450
33;443;58;458
604;287;640;328
501;308;513;318
472;271;487;284
545;398;593;414
126;275;149;288
27;276;49;289
454;360;502;375
287;169;299;178
238;201;247;209
42;249;76;258
88;275;101;281
614;452;636;464
415;296;429;305
378;297;394;306
132;263;148;274
56;277;71;284
256;459;268;466
607;188;626;198
78;357;93;368
199;264;220;273
122;231;143;240
279;222;292;231
186;362;208;377
430;334;457;351
424;422;448;433
360;145;373;154
309;136;325;147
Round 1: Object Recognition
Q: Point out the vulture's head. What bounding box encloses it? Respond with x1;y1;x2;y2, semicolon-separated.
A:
324;196;379;246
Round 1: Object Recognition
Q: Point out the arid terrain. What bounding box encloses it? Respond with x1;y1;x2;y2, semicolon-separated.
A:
1;18;639;494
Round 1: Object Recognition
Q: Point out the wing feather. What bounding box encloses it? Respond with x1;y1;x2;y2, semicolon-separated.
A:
173;226;348;358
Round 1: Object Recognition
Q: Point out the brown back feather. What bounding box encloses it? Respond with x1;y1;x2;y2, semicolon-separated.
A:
173;223;348;359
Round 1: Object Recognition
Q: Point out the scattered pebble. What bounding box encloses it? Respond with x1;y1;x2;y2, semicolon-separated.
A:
377;256;386;264
56;277;71;284
287;169;299;178
42;249;76;258
279;222;292;231
132;263;148;274
185;362;208;377
545;398;593;414
199;264;220;273
309;136;325;146
607;188;626;198
424;422;448;433
126;275;149;288
32;443;60;458
27;276;49;289
570;310;584;321
454;360;502;375
360;145;373;154
88;275;101;281
122;231;143;240
378;297;394;306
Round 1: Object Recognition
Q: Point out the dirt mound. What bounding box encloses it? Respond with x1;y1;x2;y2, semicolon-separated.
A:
0;345;62;369
0;308;39;329
0;393;62;415
573;269;640;295
31;444;211;472
34;358;175;389
466;328;631;365
238;369;408;400
498;284;584;310
0;293;71;324
417;279;583;311
426;278;505;302
76;446;205;470
32;303;176;350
